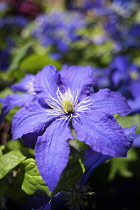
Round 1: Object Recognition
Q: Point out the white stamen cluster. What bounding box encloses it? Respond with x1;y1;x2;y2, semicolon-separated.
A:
45;87;92;120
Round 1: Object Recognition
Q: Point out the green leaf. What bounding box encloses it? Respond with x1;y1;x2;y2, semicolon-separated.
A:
0;88;13;99
108;148;138;181
6;139;23;151
5;139;34;158
115;114;140;134
0;150;26;179
21;158;51;196
19;54;61;74
5;106;21;122
5;171;27;204
8;40;34;73
0;72;13;87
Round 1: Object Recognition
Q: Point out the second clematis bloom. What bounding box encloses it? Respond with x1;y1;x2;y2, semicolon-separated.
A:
0;74;36;124
12;65;136;191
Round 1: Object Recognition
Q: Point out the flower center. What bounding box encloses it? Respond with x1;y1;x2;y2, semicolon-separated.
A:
129;71;139;80
45;87;77;115
45;87;92;120
63;100;73;113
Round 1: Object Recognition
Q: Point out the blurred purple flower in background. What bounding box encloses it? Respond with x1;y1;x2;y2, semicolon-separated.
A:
75;0;140;52
11;65;136;191
104;22;140;52
104;56;140;114
93;56;140;94
92;56;140;114
108;56;139;87
33;11;86;55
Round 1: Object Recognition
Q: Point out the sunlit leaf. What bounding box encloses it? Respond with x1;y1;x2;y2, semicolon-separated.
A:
20;54;61;74
0;88;13;98
5;139;34;158
4;106;21;122
0;150;26;179
115;114;140;134
21;158;51;196
8;41;34;73
108;148;138;180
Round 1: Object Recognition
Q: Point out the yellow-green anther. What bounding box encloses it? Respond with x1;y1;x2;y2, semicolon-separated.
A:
130;72;139;80
63;101;73;113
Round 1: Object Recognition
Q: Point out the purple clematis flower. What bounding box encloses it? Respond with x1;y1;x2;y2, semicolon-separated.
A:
12;65;136;191
0;74;36;123
108;56;139;87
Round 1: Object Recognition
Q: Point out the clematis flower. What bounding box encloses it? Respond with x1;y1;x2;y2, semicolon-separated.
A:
0;74;36;123
12;65;136;191
108;56;139;88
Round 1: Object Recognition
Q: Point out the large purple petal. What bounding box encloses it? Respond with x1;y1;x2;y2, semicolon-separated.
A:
11;74;35;93
12;101;58;141
78;149;111;185
60;65;93;100
34;65;60;99
72;111;136;157
0;93;36;124
35;119;74;191
89;89;131;116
